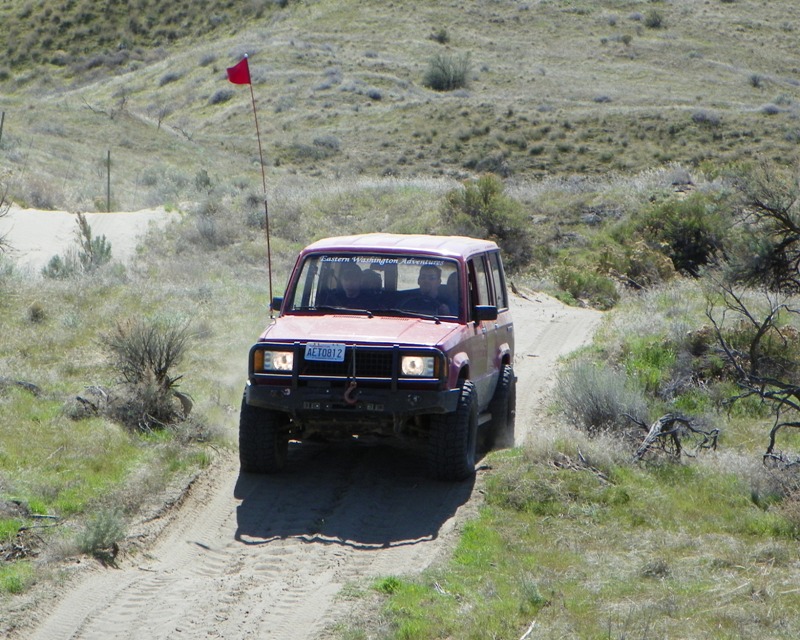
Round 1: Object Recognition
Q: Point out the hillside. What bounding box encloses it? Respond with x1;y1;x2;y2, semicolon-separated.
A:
5;2;800;638
1;0;800;212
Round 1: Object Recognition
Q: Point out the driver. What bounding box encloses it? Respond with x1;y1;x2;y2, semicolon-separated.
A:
403;265;450;315
328;262;369;308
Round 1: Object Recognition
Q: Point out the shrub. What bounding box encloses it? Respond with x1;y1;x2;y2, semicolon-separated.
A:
100;317;193;430
77;508;125;561
556;358;650;435
692;110;721;127
553;265;620;309
636;193;729;276
644;10;664;29
27;302;46;323
423;52;471;91
430;28;450;44
441;174;532;270
159;71;182;86
208;89;234;105
42;249;81;279
75;213;112;272
725;160;800;293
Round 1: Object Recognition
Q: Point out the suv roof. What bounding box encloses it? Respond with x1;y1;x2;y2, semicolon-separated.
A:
302;233;499;258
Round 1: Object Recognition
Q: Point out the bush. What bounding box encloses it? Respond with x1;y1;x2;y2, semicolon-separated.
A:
441;174;532;270
42;251;81;279
77;508;125;561
430;28;450;44
75;213;112;272
101;317;193;430
208;89;234;105
423;52;471;91
692;110;721;127
725;160;800;293
635;193;729;276
42;214;112;278
159;71;182;86
553;265;619;309
644;10;664;29
556;358;650;435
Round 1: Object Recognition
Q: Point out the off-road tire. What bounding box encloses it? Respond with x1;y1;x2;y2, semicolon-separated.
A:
486;364;516;450
428;380;478;481
239;395;289;474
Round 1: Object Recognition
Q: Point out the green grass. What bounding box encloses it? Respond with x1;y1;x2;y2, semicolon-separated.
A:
367;448;800;639
0;562;33;595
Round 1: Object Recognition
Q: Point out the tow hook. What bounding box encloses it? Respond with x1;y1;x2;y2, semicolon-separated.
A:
344;379;358;405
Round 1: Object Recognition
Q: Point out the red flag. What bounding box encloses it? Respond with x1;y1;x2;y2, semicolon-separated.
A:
226;57;251;85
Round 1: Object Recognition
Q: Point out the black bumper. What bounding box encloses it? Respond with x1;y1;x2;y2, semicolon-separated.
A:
245;381;461;418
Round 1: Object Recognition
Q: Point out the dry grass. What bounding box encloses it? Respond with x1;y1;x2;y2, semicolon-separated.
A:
1;0;799;212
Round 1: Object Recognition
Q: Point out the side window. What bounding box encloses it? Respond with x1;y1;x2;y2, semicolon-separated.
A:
468;256;491;307
488;252;508;310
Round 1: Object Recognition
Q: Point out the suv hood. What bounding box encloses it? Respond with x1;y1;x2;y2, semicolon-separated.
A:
259;314;461;348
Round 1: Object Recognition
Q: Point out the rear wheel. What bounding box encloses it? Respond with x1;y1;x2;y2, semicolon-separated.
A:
239;395;289;473
487;364;516;450
428;381;478;481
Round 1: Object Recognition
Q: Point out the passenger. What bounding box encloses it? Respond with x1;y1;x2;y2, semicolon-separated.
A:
443;271;460;314
361;269;382;295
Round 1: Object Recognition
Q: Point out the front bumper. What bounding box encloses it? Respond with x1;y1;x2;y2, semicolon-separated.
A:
245;380;461;418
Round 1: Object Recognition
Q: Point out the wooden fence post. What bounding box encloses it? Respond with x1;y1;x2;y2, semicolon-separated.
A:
106;149;111;213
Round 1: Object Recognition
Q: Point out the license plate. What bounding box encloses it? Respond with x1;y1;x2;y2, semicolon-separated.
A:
305;342;346;362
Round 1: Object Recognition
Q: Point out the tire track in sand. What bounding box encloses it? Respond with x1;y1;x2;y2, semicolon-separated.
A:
19;293;600;640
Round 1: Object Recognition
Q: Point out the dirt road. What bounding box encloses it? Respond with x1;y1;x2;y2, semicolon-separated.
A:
17;292;601;640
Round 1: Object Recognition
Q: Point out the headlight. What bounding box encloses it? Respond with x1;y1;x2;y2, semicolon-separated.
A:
258;349;294;372
401;355;435;377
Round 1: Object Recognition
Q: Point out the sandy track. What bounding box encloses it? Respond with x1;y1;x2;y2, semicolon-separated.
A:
15;291;600;640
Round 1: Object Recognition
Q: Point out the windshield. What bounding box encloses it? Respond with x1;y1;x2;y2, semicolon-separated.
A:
286;253;461;319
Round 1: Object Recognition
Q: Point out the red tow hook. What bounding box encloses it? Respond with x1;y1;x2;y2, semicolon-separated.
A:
344;379;358;405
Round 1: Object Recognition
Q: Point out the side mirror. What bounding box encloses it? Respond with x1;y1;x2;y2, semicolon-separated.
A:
474;305;498;323
270;296;284;313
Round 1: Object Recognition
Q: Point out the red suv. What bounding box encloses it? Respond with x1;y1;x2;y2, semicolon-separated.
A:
240;233;515;480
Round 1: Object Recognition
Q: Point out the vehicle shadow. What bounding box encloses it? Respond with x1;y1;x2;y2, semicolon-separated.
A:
232;441;475;550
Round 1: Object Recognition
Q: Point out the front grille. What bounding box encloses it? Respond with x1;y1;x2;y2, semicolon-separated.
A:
300;348;394;378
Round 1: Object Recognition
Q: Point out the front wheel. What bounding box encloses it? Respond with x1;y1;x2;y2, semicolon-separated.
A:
427;381;478;481
239;395;289;474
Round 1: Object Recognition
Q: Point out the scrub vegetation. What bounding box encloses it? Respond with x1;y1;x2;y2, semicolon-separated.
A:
2;0;800;637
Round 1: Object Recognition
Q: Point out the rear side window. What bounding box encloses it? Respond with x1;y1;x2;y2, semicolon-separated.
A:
488;252;508;310
468;256;491;307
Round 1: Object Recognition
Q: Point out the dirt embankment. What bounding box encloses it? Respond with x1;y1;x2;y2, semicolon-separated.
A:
1;205;177;274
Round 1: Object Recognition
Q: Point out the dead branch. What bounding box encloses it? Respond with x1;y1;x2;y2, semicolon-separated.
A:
706;279;800;460
0;377;42;396
627;413;719;462
549;450;610;483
